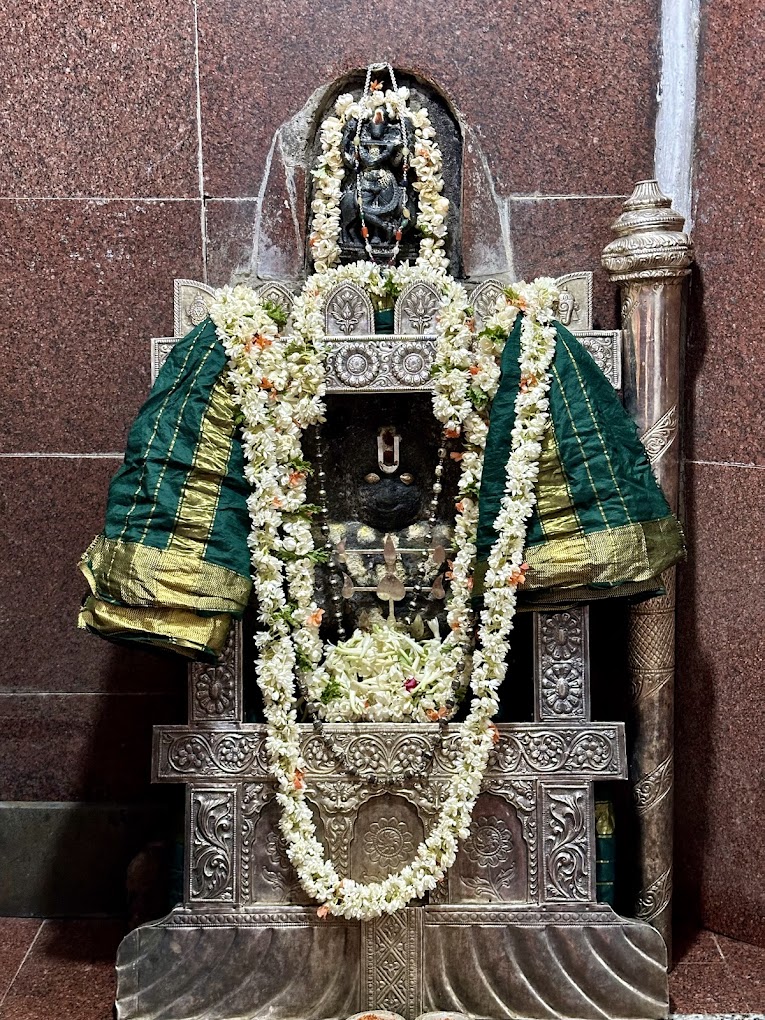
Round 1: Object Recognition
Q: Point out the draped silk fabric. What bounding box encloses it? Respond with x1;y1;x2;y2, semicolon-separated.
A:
474;317;685;607
79;317;684;659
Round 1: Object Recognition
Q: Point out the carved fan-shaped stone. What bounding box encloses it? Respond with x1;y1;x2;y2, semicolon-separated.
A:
256;282;294;326
394;281;441;334
324;281;374;336
470;280;505;332
173;279;215;337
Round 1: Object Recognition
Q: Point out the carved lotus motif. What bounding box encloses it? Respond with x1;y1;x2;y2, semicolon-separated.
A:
391;342;432;386
195;673;233;716
172;737;208;770
364;818;414;865
540;611;582;661
335;343;381;387
463;816;514;867
542;663;583;715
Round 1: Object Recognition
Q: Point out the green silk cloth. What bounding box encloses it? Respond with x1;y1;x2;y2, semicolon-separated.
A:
79;314;684;660
78;319;253;659
474;317;684;607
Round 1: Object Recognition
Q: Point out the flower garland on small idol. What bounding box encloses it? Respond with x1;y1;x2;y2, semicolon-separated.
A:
309;75;449;273
209;271;560;920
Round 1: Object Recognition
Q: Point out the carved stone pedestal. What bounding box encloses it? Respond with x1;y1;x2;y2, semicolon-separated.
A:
117;904;666;1020
116;604;668;1020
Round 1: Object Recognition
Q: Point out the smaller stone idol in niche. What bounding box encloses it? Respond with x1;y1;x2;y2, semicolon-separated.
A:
337;70;418;264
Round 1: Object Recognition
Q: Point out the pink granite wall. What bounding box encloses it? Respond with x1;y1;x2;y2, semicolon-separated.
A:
0;0;760;938
674;0;765;948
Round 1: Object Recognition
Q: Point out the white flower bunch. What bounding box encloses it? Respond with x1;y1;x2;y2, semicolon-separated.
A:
213;274;559;922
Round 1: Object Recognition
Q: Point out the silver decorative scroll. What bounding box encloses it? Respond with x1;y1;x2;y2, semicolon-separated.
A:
188;787;236;903
603;179;693;959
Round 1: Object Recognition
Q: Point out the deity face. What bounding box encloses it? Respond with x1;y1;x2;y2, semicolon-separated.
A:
315;395;448;534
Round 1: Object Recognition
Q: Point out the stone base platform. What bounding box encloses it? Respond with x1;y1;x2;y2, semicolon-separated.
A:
116;904;668;1020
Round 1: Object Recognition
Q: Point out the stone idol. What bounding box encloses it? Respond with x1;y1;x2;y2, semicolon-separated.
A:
78;62;692;1020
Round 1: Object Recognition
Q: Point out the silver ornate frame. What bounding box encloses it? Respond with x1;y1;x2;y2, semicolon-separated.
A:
117;179;691;1020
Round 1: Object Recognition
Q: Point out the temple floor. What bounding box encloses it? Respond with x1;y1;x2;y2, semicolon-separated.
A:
0;918;762;1020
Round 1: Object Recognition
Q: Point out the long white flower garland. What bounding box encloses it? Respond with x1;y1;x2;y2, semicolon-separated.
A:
209;270;559;920
309;87;449;273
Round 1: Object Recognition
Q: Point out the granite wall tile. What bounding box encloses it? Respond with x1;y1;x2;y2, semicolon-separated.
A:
204;199;260;286
0;199;203;454
0;0;198;198
197;0;659;200
507;198;624;328
0;692;184;801
685;0;765;465
0;457;186;695
0;802;176;916
0;918;42;1001
675;462;765;946
0;919;122;1020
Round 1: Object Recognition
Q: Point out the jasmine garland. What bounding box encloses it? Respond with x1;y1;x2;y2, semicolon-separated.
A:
209;269;560;920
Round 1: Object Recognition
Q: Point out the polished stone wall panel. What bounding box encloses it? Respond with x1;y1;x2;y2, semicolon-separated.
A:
0;458;185;695
508;198;624;329
675;463;765;946
197;0;660;199
0;0;199;198
0;199;204;454
685;0;765;465
0;692;184;802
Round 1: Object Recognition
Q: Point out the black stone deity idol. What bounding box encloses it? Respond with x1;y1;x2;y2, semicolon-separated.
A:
338;107;419;262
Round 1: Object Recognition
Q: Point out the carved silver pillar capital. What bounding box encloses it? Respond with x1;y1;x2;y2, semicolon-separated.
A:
601;179;693;285
601;180;692;963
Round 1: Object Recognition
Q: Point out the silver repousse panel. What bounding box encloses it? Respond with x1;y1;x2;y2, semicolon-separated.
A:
154;722;627;783
555;271;593;330
188;787;236;903
534;607;590;721
325;281;375;336
575;330;623;389
189;622;242;725
174;278;215;337
325;336;437;393
150;337;179;384
394;281;442;334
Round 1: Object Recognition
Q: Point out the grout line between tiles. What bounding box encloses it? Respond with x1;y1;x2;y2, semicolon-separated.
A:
711;932;727;961
191;0;208;283
686;459;765;470
0;452;124;459
0;919;44;1011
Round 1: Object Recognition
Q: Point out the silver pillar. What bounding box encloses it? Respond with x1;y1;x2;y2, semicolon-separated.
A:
602;180;693;961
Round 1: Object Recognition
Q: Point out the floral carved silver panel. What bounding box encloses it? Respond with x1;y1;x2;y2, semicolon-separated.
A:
325;337;437;393
155;723;627;783
534;607;589;721
394;281;442;334
324;282;375;336
189;622;242;725
469;280;505;332
576;330;623;389
540;784;595;903
188;787;236;903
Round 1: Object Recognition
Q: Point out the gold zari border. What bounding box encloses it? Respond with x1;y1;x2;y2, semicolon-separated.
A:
78;596;231;659
80;534;251;615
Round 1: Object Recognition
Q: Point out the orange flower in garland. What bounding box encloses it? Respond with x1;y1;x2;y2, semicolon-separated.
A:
293;768;305;790
508;562;530;586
